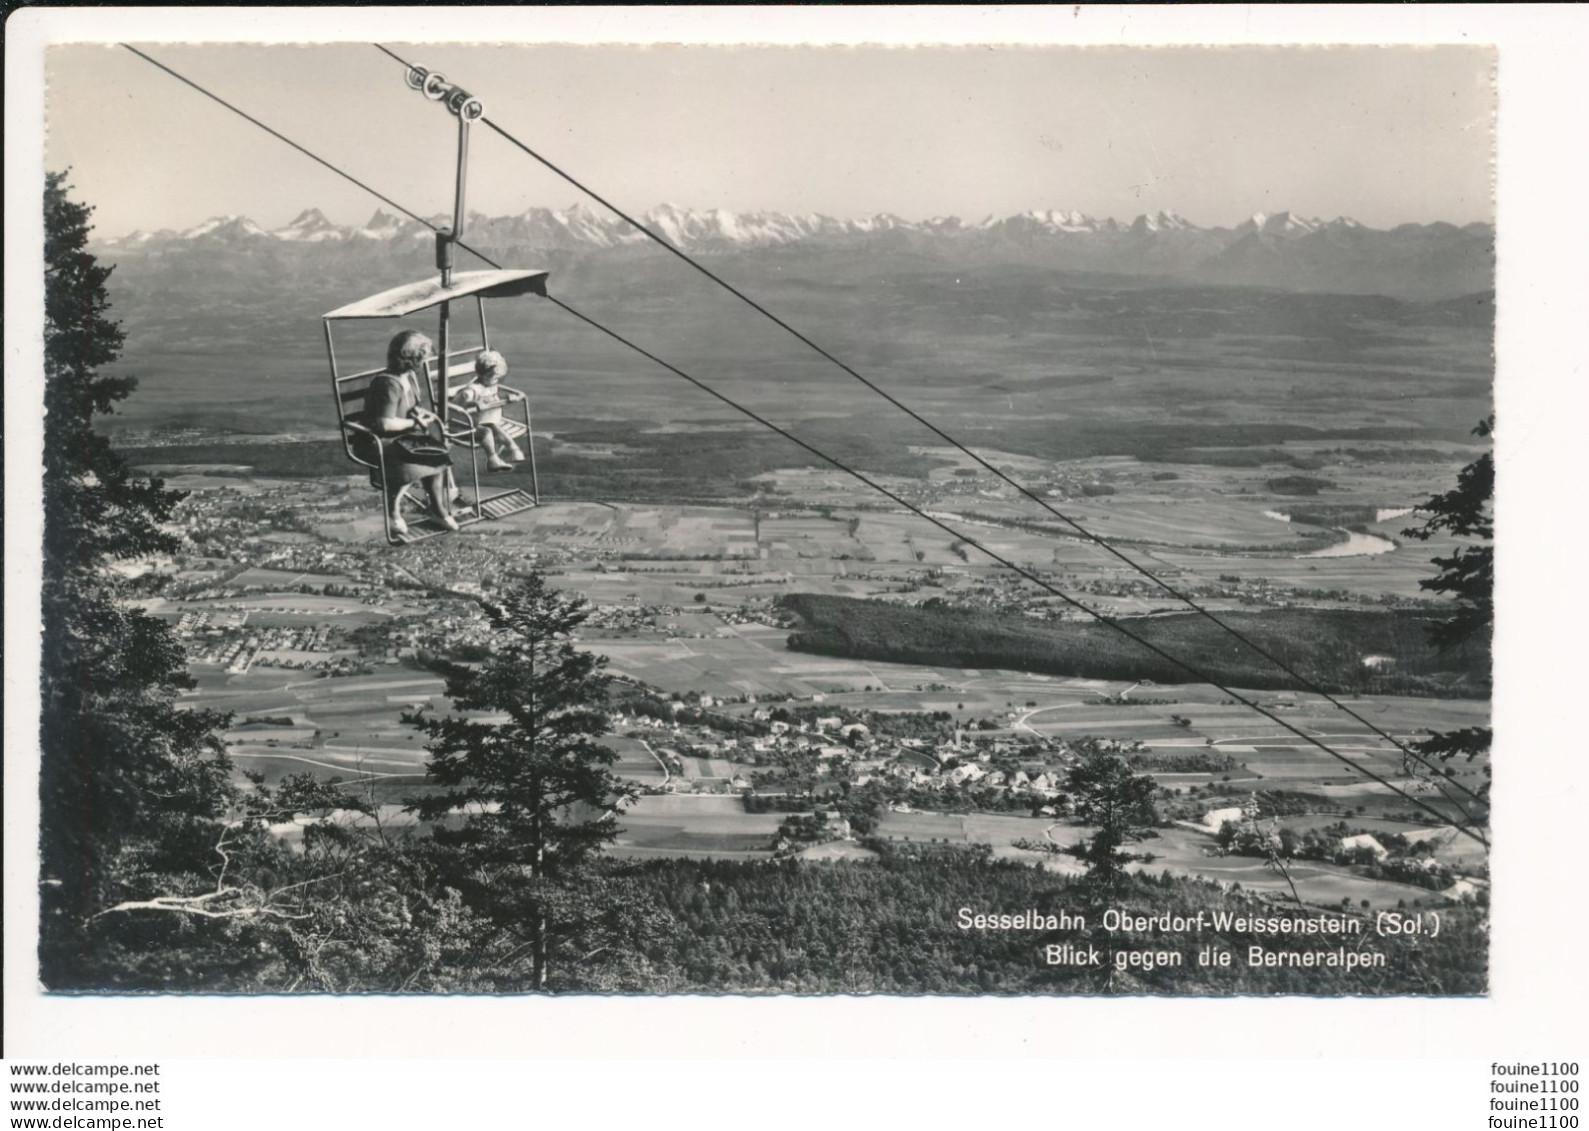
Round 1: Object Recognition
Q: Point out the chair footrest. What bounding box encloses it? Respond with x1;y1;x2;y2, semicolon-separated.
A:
385;491;535;544
471;489;537;521
390;510;485;545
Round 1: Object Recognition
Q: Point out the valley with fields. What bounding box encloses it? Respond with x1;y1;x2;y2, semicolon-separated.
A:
100;211;1493;964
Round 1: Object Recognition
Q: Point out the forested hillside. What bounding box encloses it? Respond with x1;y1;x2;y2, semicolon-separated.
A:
66;855;1487;995
782;594;1490;697
632;858;1486;995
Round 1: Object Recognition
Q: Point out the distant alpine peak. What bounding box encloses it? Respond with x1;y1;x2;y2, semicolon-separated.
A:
107;228;162;246
1131;209;1195;233
1243;210;1326;236
1016;209;1102;233
180;215;269;240
356;209;409;237
274;207;345;241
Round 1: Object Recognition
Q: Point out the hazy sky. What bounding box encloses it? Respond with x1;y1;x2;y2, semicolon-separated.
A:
46;42;1493;237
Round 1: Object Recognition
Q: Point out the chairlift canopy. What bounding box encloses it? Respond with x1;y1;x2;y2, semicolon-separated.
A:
323;269;549;321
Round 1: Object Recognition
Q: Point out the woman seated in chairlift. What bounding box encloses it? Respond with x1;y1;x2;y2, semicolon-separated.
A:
450;349;525;472
361;329;458;535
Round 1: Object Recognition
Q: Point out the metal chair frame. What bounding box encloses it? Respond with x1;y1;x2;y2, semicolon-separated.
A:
324;285;543;546
322;70;544;546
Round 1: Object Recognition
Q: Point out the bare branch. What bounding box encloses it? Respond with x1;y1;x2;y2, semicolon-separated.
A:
90;870;347;923
90;893;309;922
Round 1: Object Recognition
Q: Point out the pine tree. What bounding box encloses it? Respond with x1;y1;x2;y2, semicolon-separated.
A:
406;574;639;990
1402;415;1494;816
1065;750;1158;885
1404;415;1493;651
38;173;234;980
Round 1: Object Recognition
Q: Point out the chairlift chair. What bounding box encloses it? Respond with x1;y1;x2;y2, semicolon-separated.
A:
320;61;547;546
322;269;547;544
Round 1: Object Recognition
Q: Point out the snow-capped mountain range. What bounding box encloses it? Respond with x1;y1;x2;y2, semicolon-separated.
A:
97;204;1493;300
105;204;1448;250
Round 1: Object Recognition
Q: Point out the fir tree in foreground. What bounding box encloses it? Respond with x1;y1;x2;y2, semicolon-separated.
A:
1403;415;1493;826
38;175;371;991
38;172;236;982
407;575;666;991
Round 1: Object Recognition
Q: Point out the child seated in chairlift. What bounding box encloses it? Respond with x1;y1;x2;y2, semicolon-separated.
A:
450;350;525;471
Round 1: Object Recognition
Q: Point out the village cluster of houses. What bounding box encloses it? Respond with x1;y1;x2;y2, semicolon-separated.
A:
607;699;1096;806
174;607;250;640
181;617;340;673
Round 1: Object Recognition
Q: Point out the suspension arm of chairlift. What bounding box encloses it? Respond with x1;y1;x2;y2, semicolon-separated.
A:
403;63;483;289
403;63;485;425
322;66;543;538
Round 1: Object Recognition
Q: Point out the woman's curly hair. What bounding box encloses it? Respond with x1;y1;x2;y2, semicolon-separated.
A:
386;329;434;374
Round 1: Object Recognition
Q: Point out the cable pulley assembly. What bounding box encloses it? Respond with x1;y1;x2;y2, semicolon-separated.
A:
398;60;483;283
404;64;484;121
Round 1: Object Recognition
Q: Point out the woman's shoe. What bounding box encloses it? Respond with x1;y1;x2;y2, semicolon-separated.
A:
504;443;525;463
390;513;408;536
487;456;513;472
439;513;460;532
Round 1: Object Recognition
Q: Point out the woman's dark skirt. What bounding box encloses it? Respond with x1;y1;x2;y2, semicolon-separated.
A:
353;432;452;488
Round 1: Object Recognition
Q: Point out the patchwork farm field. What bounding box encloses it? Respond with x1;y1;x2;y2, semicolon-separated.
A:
608;735;669;787
228;567;360;589
181;662;446;784
173;594;397;630
489;503;756;557
584;625;912;698
942;493;1326;551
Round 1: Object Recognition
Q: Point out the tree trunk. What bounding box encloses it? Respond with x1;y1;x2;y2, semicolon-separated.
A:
533;914;547;991
531;802;546;991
